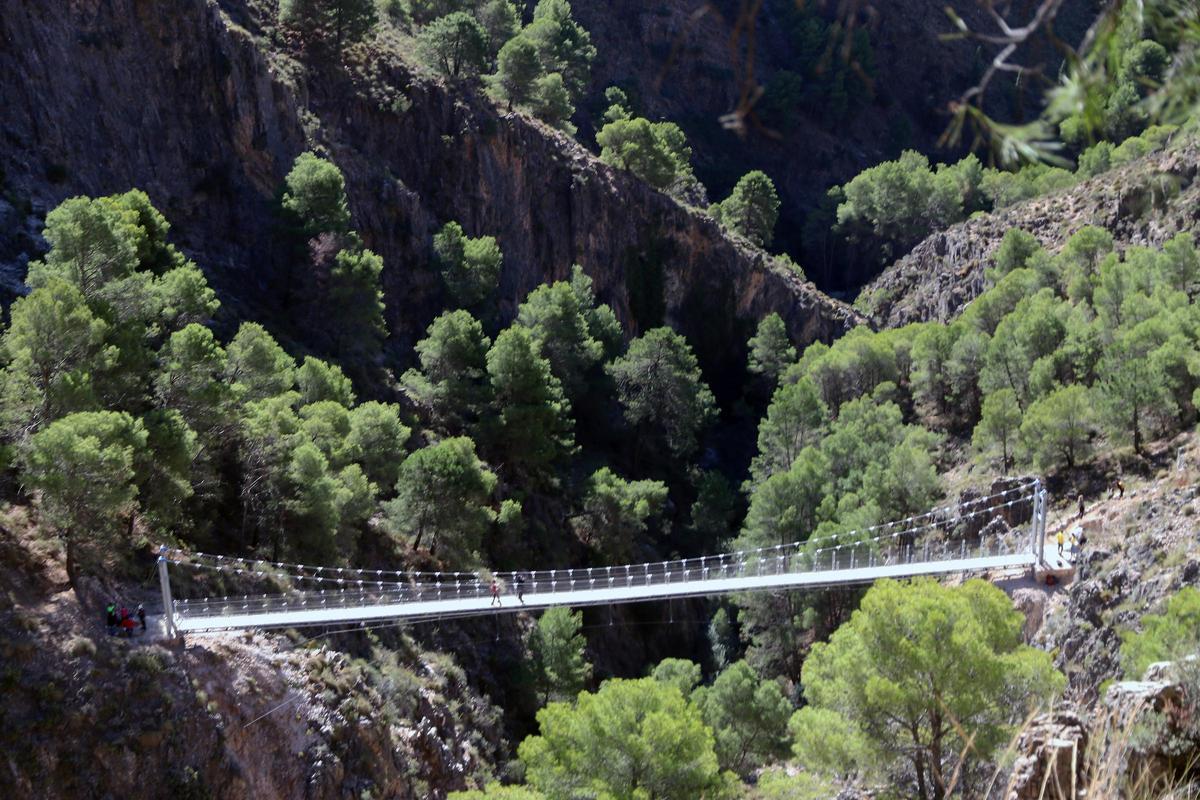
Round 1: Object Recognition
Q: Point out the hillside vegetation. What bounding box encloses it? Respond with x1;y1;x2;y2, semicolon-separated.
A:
2;0;1200;798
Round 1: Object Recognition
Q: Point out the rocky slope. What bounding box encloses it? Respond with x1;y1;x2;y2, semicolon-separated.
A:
857;137;1200;327
0;517;506;799
0;0;862;388
1029;434;1200;703
570;0;1099;290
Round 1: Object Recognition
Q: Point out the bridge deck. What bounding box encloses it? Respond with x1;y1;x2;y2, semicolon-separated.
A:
174;552;1039;633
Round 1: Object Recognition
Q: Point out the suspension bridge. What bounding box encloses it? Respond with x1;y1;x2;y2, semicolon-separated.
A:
158;479;1062;636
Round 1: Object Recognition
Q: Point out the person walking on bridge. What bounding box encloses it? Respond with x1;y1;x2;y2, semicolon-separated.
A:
515;574;526;604
490;579;501;607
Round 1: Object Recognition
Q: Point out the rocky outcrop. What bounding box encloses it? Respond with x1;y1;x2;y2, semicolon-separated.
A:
1006;710;1087;800
0;534;503;800
0;0;862;387
1030;454;1200;700
858;139;1200;328
568;0;1099;291
1006;659;1199;800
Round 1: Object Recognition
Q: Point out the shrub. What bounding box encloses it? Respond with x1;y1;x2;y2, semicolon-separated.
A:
67;635;96;658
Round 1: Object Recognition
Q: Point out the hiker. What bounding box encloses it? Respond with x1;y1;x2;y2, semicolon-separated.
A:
137;604;146;632
1077;492;1085;519
490;579;501;607
515;574;526;605
1056;530;1065;557
105;602;117;636
1069;529;1080;562
1112;478;1125;499
119;607;136;637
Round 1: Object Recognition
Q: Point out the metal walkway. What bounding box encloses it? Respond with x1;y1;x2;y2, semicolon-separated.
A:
159;479;1051;635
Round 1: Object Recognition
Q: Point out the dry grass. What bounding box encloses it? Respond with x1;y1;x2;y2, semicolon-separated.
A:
983;699;1200;799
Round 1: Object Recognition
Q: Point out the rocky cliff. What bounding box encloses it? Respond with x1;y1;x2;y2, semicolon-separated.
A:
0;518;506;799
0;0;862;390
569;0;1099;290
857;138;1200;328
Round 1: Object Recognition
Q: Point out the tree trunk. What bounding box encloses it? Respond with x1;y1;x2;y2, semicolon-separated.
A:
64;534;79;590
913;752;930;800
930;723;947;800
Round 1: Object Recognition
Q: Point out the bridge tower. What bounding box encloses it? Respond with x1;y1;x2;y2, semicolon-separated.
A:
1029;479;1049;565
158;545;178;638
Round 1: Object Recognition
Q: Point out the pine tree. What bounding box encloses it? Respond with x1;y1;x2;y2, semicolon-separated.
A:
419;12;489;78
329;246;386;361
384;437;497;565
528;606;592;704
484;326;574;481
747;313;796;387
490;35;542;109
279;0;378;55
433;221;502;308
402;310;492;429
281;152;352;237
607;327;716;460
716;171;780;247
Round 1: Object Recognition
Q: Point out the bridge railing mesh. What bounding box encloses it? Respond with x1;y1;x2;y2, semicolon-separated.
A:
166;480;1043;623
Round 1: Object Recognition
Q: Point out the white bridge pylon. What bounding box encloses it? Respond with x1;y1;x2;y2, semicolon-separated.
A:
159;479;1050;635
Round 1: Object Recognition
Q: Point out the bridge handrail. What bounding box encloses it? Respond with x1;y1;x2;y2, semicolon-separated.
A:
165;480;1040;601
171;518;1032;622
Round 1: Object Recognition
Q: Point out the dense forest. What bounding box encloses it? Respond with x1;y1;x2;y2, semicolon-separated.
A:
2;0;1200;798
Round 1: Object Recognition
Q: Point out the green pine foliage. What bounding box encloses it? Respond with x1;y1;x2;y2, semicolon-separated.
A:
692;661;792;775
574;467;667;562
402;310;493;430
383;437;497;565
282;152;352;237
24;411;148;574
712;171;781;248
528;606;592;704
279;0;378;53
279;153;387;366
419;11;489;78
607;327;716;461
798;579;1064;793
517;677;735;800
596;115;696;195
747;313;796;387
516;265;618;399
483;326;575;483
1120;587;1200;679
432;221;503;309
483;0;592;130
825;126;1180;272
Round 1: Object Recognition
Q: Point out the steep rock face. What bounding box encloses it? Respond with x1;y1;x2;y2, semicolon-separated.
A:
0;0;306;313
0;525;504;800
569;0;1098;290
1031;448;1200;701
858;140;1200;327
1005;710;1088;800
0;0;862;386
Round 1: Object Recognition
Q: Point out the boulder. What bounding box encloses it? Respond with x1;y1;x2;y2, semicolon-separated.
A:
1012;588;1047;642
1006;711;1087;800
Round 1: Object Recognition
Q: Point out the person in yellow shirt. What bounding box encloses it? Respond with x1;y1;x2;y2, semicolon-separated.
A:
1056;530;1065;557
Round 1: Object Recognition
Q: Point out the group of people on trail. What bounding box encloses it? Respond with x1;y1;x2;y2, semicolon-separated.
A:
1055;528;1081;561
490;574;528;607
1060;478;1123;560
105;601;146;637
